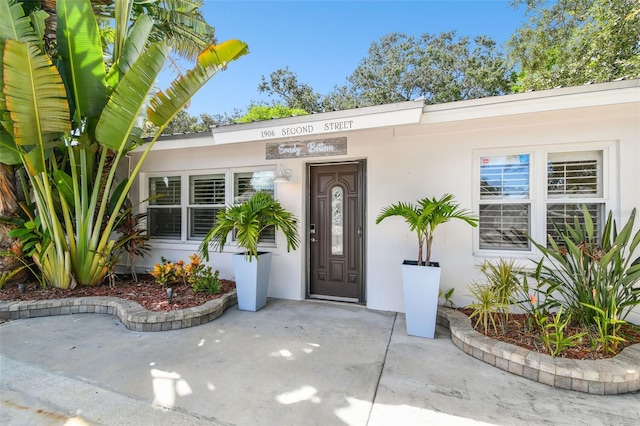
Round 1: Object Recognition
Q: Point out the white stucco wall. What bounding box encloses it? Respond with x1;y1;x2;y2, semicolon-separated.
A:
129;81;640;322
366;101;640;315
129;137;307;301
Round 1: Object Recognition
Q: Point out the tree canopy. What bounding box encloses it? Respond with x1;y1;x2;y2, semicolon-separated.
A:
169;0;640;124
236;105;308;123
341;31;513;106
508;0;640;91
258;67;321;112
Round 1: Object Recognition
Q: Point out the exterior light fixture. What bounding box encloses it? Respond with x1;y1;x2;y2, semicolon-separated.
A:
166;287;173;304
273;165;292;183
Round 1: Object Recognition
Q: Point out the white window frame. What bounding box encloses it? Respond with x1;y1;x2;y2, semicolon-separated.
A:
141;166;277;249
473;141;616;258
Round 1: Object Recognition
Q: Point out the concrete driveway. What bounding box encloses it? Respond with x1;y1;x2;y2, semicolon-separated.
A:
1;298;638;425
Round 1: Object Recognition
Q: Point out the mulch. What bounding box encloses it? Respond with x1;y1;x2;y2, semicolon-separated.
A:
458;307;640;360
0;274;236;313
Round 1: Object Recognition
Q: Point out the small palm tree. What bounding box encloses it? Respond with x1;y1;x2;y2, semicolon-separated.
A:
200;191;300;262
376;194;478;266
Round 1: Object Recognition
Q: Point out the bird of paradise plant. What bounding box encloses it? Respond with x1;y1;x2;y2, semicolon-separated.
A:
0;0;248;288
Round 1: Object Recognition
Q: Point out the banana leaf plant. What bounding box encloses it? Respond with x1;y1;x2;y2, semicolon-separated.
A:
0;0;248;288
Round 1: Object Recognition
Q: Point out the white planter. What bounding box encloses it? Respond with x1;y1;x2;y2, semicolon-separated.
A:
401;261;441;338
233;252;273;311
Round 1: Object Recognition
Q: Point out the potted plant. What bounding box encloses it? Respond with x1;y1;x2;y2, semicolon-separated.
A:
376;194;478;338
199;191;300;311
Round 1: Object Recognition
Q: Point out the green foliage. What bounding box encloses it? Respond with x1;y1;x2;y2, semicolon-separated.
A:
184;254;220;294
190;268;220;295
189;263;221;295
129;0;216;61
527;205;640;355
236;105;308;123
438;287;456;307
258;66;321;112
331;31;512;108
467;281;505;334
477;258;522;316
142;110;241;137
7;211;46;258
150;257;181;288
581;300;627;355
376;194;478;266
0;250;42;289
149;253;220;294
530;205;640;326
538;307;587;358
0;0;247;288
200;191;301;262
508;0;640;91
466;258;522;333
0;251;27;290
109;201;152;282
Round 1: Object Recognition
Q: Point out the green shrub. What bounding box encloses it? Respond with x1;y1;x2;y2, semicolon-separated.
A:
191;268;221;295
467;281;506;334
529;206;640;348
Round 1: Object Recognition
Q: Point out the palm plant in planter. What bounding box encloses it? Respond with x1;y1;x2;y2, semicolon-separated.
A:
376;194;478;338
199;191;300;311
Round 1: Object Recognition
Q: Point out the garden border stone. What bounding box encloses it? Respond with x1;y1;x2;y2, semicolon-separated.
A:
0;291;237;332
1;296;637;394
437;307;640;395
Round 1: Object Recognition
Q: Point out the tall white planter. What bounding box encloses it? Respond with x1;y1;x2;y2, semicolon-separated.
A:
401;261;441;338
233;252;273;311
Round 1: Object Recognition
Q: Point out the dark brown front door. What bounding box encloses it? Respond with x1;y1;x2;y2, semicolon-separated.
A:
308;162;365;302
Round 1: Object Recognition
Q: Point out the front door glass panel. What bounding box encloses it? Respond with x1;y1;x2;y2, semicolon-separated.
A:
331;186;344;255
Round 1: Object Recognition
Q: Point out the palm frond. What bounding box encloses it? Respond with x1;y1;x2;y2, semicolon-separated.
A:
148;39;248;129
138;0;215;60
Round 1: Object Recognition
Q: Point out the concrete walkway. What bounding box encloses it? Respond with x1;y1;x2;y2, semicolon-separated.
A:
1;298;638;426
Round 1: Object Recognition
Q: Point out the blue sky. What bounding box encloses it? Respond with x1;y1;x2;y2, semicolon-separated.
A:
174;0;527;117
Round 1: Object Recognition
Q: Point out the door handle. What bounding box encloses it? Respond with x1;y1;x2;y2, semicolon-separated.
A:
310;237;317;243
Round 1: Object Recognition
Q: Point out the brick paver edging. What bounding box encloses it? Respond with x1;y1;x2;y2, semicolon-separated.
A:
436;307;640;395
2;296;638;394
0;290;237;332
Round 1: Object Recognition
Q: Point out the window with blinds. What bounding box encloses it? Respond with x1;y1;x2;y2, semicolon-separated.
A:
476;148;607;253
233;171;276;243
479;154;531;250
189;174;225;239
546;151;603;245
146;169;278;243
148;176;181;240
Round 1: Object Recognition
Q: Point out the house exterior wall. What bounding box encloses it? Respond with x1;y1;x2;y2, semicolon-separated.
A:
129;81;640;322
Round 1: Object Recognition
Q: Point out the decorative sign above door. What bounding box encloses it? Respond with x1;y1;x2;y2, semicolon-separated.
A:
266;137;347;159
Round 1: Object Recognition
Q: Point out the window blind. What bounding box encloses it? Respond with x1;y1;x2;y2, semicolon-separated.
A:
148;176;181;239
546;203;602;245
191;174;225;205
189;174;225;239
479;203;530;250
548;151;602;198
480;154;530;199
